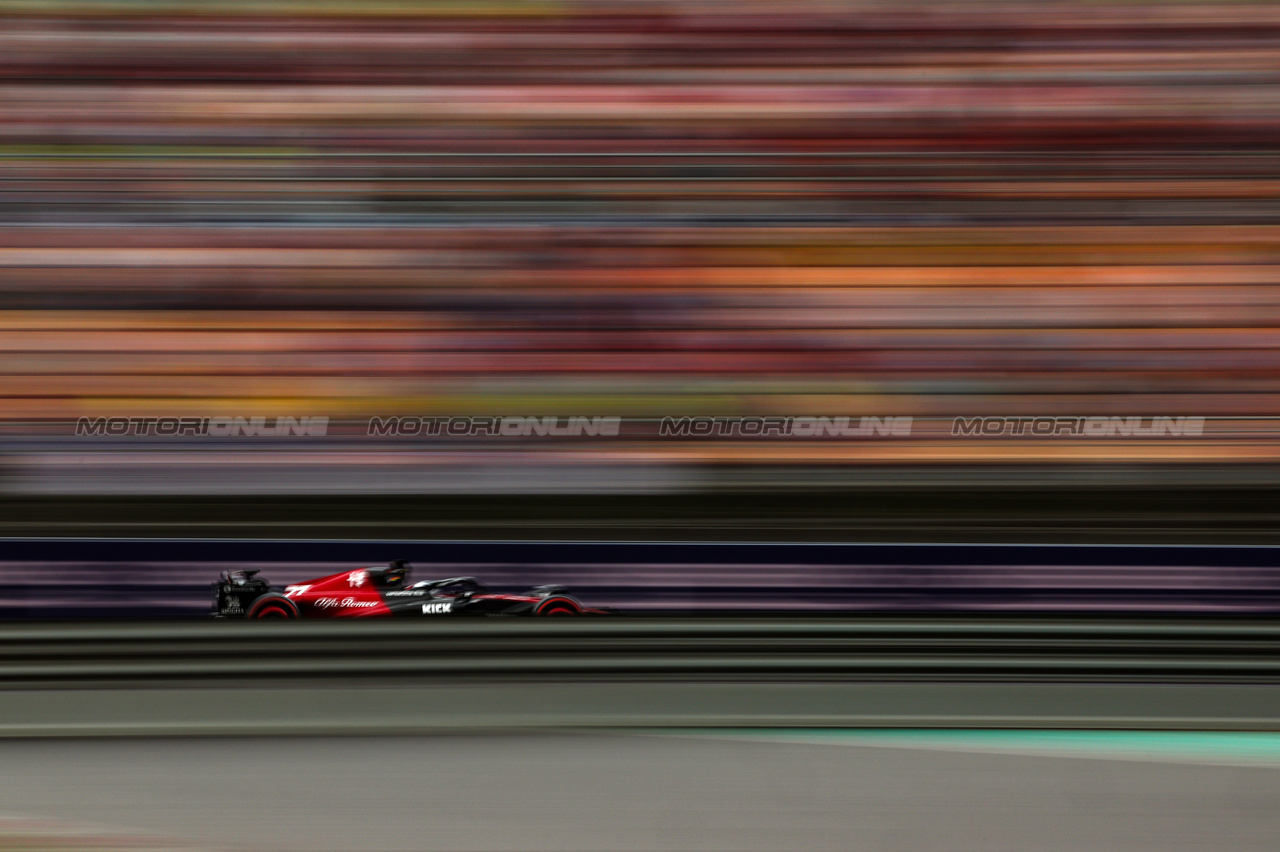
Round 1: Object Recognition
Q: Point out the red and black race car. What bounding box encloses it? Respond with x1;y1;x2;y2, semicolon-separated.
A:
212;560;607;618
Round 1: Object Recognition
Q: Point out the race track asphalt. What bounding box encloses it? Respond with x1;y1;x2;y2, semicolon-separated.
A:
2;732;1280;852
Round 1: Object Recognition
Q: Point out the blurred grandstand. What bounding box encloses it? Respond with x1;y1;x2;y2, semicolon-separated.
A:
1;1;1279;536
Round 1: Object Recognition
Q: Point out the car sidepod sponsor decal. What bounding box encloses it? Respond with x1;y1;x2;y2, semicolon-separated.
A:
316;597;380;609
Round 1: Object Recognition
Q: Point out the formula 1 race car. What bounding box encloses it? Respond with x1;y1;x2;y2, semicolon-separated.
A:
212;561;607;619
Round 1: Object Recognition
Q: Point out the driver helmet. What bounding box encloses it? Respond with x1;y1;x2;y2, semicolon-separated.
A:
383;560;410;588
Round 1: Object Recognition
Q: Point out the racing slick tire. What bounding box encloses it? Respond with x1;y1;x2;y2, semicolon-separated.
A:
247;594;300;619
536;597;581;616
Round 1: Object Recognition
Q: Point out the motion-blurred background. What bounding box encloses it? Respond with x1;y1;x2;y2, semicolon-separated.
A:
2;0;1280;539
7;8;1280;852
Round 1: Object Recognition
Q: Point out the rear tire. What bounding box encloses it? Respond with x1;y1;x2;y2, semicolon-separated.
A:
247;595;300;619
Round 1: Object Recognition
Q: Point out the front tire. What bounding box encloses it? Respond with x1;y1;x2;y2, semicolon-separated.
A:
536;597;581;616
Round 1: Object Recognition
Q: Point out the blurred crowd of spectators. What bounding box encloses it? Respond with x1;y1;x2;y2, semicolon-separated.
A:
2;1;1279;485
